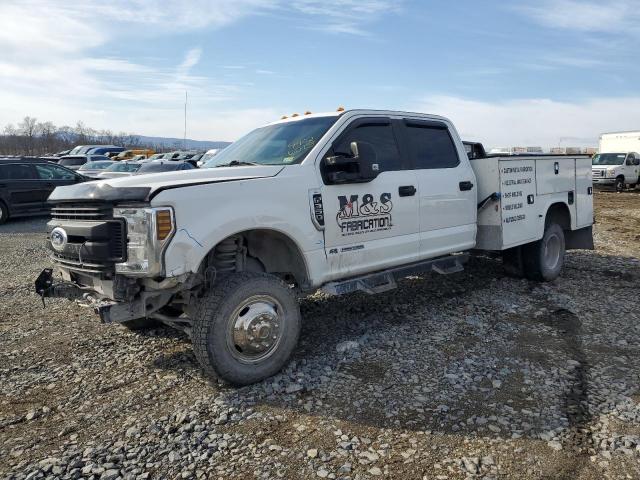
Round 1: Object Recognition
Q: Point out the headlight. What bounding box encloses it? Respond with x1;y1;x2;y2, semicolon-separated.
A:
113;206;175;276
606;169;616;178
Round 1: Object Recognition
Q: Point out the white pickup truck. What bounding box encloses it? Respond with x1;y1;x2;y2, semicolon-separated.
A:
36;109;594;385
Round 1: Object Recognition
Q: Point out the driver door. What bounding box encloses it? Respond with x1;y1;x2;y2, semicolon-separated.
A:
320;118;420;279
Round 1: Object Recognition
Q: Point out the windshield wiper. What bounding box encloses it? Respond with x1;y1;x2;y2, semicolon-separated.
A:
214;160;261;167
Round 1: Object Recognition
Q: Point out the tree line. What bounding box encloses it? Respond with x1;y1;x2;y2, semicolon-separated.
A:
0;117;168;156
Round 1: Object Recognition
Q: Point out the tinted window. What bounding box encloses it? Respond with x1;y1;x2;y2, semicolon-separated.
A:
405;125;459;169
334;123;401;172
35;164;77;180
0;164;37;179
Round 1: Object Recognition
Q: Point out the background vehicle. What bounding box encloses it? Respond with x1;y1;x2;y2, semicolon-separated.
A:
197;148;221;167
0;158;84;224
134;161;195;174
86;146;126;156
595;131;640;191
592;152;640;191
37;109;594;386
69;145;119;155
78;160;116;179
114;149;155;161
58;154;110;170
97;161;142;179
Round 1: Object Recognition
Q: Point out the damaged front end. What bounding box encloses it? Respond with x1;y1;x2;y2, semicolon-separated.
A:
35;182;198;330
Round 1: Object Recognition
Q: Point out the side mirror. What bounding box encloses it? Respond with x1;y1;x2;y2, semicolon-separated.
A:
323;141;379;184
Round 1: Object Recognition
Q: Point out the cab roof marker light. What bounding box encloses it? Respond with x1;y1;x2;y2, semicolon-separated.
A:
304;111;312;115
281;115;288;119
292;113;299;117
337;106;345;112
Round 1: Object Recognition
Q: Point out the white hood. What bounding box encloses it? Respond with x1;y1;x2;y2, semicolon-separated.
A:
49;165;285;203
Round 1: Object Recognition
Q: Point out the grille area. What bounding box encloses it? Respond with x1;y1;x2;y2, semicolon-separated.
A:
51;205;112;221
49;203;126;275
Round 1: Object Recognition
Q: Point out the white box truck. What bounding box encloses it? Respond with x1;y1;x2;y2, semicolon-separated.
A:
593;131;640;191
35;109;594;385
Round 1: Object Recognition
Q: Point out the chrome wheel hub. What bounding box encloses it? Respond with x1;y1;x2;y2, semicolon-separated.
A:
228;295;283;363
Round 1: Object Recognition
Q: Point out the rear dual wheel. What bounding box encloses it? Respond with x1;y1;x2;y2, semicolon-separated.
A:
522;223;565;281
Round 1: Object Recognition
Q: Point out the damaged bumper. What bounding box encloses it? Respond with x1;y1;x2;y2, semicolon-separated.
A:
35;268;146;324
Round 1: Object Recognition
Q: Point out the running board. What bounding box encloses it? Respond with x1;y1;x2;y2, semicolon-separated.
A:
321;254;468;296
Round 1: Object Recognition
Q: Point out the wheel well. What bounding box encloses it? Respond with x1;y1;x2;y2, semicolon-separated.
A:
545;203;571;230
205;230;309;288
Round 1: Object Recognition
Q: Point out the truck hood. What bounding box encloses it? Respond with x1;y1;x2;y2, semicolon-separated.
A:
49;165;285;203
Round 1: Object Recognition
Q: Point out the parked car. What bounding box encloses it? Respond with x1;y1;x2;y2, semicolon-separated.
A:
134;161;195;174
68;145;119;155
147;153;166;161
58;154;110;170
96;161;143;179
0;158;85;224
77;160;116;179
85;146;126;156
114;149;155;161
197;148;221;167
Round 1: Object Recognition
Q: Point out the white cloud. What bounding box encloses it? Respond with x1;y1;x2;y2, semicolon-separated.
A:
413;95;640;149
0;0;399;140
516;0;640;32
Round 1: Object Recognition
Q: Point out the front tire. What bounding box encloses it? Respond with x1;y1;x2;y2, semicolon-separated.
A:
615;176;625;192
192;272;301;385
523;223;566;282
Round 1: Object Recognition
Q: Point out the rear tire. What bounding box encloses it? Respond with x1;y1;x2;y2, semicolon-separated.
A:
192;272;301;385
523;223;565;282
0;201;8;225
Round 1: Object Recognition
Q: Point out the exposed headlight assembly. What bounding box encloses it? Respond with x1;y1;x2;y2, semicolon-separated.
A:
606;169;616;178
113;207;175;276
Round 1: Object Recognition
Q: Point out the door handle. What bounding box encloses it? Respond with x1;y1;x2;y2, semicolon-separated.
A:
459;181;474;191
398;185;416;197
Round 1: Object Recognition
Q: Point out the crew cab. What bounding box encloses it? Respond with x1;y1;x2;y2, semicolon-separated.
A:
35;110;594;385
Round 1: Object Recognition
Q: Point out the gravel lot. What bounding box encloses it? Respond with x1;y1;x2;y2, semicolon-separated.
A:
1;191;639;480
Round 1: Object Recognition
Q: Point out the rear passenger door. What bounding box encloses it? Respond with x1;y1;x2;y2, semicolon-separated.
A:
0;163;42;214
397;119;477;259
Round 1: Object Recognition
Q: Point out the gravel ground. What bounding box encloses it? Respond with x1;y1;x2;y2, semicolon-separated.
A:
1;191;639;480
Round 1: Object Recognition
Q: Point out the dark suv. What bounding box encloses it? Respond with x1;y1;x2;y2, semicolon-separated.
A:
0;158;85;224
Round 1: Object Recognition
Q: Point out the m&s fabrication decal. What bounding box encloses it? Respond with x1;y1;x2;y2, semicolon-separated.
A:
337;193;393;236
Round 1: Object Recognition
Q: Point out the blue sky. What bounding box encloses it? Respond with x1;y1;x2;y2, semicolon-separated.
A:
1;0;639;148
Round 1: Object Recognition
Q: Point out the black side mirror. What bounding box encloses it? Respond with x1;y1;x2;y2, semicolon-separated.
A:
323;141;379;184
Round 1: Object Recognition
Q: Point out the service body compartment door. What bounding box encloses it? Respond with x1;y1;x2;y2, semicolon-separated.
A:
536;157;575;195
499;159;537;247
575;157;593;228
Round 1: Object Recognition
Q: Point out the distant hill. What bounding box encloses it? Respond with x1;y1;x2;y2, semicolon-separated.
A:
137;135;231;150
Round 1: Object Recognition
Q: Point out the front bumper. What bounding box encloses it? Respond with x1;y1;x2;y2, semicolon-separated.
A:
35;268;178;324
35;268;145;323
592;178;615;185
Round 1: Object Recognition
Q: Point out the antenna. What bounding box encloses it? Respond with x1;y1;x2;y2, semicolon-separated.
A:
184;90;188;150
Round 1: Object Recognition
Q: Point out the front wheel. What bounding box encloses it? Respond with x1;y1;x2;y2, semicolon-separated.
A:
522;223;566;282
0;201;8;225
192;272;301;385
615;176;625;192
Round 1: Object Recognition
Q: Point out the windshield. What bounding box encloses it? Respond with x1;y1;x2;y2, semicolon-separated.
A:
80;161;113;170
59;157;86;166
106;162;141;172
593;153;626;165
203;116;338;168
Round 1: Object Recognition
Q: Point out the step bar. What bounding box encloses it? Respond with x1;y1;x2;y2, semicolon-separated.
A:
321;253;468;297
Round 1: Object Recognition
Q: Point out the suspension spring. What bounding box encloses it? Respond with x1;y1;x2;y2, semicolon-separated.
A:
212;235;242;274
